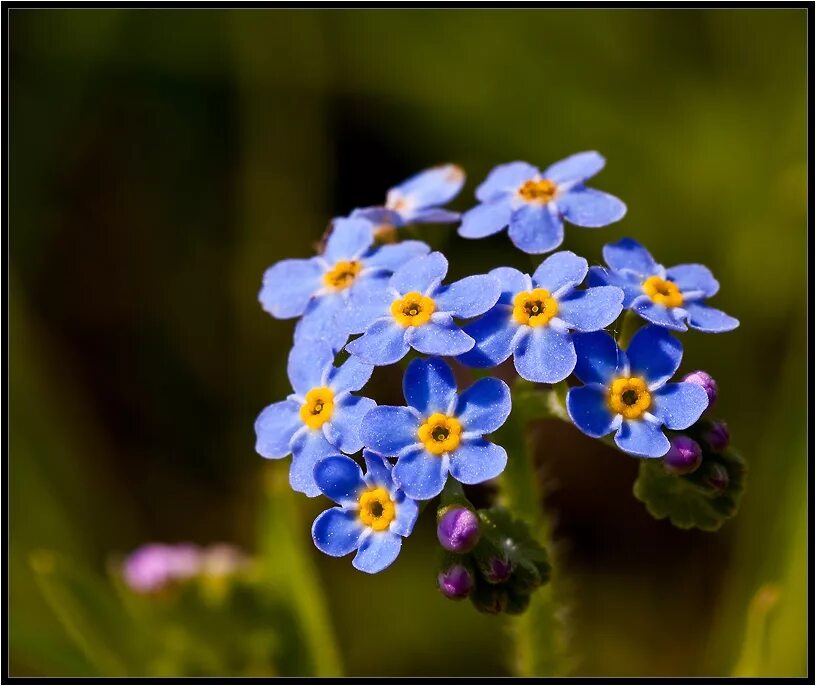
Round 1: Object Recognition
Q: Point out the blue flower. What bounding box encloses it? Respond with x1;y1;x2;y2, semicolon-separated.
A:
587;238;739;333
360;358;511;500
566;325;709;458
259;217;430;350
353;164;465;232
311;451;419;574
457;251;624;383
254;339;376;497
344;252;501;365
459;152;626;254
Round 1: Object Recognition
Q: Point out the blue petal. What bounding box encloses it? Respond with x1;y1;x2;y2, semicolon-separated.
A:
254;400;302;458
359;406;420;456
448;439;507;485
345;319;410;366
557;286;624;332
489;266;530;297
514;326;577;384
542;151;605;184
408;319;475;357
289;429;337;497
353;531;403;574
458;201;513;239
345;274;392;333
324;218;374;262
434;274;501;318
458;306;518;368
626;325;683;388
351;206;404;227
614;419;670;458
587;265;644;307
390;252;448;294
651;382;709;430
666;264;719;298
508;203;564;254
324;395;376;454
573;331;627;385
685;302;740;333
294;295;352;352
631;296;689;332
313;454;366;506
364;240;430;271
392;446;448;500
567;384;621;438
403;357;458;416
409;208;461;224
259;258;323;319
455;377;511;434
557;187;626;227
390;164;465;211
531;250;588;295
287;339;335;395
327;355;373;394
602;238;660;276
392;495;419;537
362;450;394;489
475;161;539;203
312;507;365;557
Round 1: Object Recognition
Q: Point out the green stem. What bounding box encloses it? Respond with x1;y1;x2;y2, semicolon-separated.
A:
616;309;641;349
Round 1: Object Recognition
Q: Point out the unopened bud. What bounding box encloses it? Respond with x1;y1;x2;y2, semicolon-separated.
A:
703;421;730;453
683;371;718;407
703;463;730;494
471;584;509;615
437;507;480;553
438;565;474;600
484;556;513;584
663;436;703;475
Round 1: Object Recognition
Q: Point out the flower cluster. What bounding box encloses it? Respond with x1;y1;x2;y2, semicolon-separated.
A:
254;154;739;595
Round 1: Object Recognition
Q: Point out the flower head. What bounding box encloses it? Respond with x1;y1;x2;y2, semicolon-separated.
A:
254;339;376;496
458;152;626;254
588;238;739;333
311;451;419;574
361;358;511;500
345;252;501;365
566;325;709;457
259;217;430;350
353;164;465;235
122;543;201;593
458;251;624;383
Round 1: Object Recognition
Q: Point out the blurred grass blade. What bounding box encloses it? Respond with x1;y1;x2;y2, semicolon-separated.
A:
731;583;781;677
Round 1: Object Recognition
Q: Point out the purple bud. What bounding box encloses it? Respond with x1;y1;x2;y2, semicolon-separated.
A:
704;463;730;494
438;565;474;600
485;556;513;584
662;436;703;475
122;543;202;593
437;507;480;553
682;371;718;407
703;421;730;453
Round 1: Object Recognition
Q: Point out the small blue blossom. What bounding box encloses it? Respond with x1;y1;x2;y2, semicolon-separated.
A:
360;358;511;500
311;451;419;574
353;164;465;229
588;238;739;333
345;252;501;366
458;251;624;383
259;217;430;350
254;339;376;497
459;152;626;254
566;325;709;458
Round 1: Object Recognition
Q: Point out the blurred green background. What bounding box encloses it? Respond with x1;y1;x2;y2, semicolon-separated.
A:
9;8;808;678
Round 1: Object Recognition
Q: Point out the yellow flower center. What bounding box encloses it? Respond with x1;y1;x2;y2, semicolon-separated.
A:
607;377;652;420
373;224;398;245
417;413;462;455
299;387;335;429
358;487;396;531
512;289;559;327
323;260;362;291
518;178;557;203
391;291;436;327
642;276;683;308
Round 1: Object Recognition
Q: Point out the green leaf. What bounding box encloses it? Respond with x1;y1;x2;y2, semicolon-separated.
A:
478;507;551;590
633;448;746;531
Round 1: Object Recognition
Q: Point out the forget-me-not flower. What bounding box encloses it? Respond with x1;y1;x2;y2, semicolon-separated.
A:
311;451;419;574
566;325;709;457
360;358;511;500
588;237;739;333
345;252;500;365
458;152;626;254
259;217;430;350
458;251;624;383
254;339;376;496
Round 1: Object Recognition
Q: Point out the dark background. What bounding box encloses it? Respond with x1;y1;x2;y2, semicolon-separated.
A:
9;8;808;677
